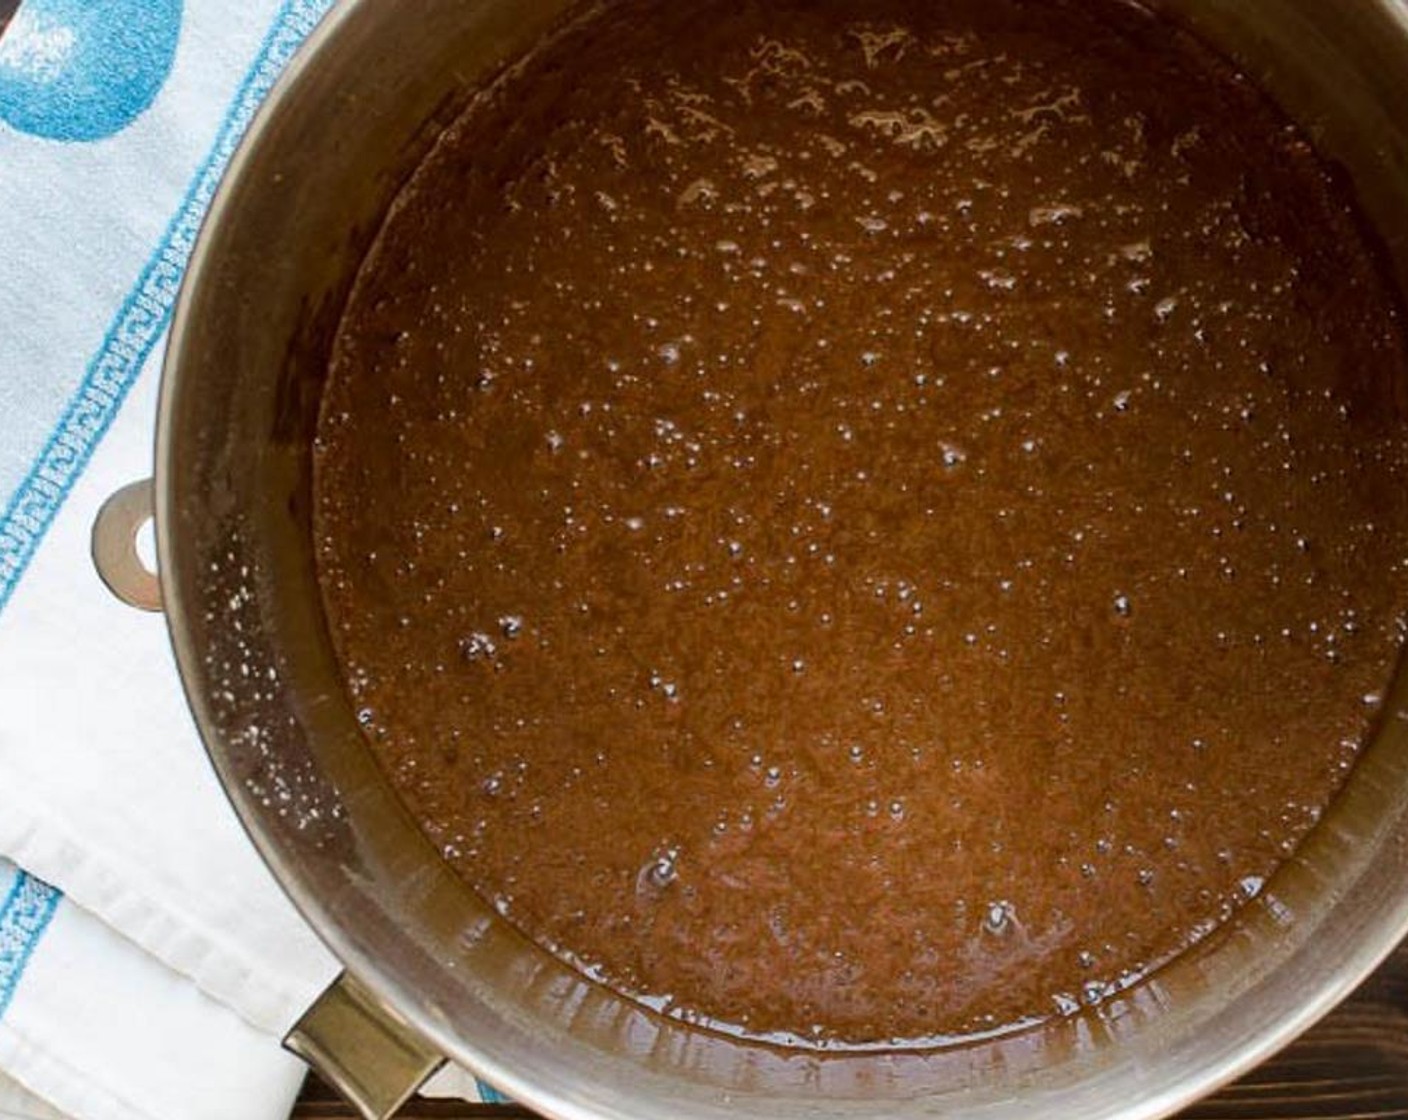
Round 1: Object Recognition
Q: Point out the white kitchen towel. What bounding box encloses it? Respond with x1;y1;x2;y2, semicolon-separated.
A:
0;1062;68;1120
0;1061;67;1120
0;0;512;1112
0;0;359;1116
0;860;308;1120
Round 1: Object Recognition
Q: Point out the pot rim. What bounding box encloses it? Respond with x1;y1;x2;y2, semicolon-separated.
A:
153;1;1408;1117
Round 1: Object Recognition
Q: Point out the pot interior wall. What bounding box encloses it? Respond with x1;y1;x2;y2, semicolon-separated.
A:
159;2;1408;1118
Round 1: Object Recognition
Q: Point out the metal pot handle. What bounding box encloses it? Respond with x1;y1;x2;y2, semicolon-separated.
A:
285;972;445;1119
91;479;162;612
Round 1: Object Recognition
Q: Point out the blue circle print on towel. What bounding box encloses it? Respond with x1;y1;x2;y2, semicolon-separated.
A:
0;0;182;142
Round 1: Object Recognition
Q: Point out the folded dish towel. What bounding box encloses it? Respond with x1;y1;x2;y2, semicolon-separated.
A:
0;2;503;1115
0;860;309;1120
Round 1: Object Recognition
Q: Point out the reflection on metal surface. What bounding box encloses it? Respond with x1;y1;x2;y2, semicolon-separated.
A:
285;973;444;1120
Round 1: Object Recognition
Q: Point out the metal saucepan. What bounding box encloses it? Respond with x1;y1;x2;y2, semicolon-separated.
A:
91;1;1408;1117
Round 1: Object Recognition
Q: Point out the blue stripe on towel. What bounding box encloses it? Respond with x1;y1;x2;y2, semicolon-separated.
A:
0;0;334;615
474;1079;514;1105
0;870;62;1017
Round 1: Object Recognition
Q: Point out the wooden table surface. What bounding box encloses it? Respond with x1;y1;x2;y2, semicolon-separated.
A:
295;942;1408;1118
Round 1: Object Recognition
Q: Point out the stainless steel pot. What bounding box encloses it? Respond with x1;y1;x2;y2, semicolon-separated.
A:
91;2;1408;1118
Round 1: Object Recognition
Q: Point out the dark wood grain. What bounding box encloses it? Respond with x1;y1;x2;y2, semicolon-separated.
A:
294;942;1408;1119
293;1092;536;1120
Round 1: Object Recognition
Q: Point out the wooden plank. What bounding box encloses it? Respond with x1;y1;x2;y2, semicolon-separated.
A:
294;944;1408;1118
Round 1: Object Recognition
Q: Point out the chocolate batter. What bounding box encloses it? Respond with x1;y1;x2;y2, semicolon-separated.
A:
314;0;1408;1045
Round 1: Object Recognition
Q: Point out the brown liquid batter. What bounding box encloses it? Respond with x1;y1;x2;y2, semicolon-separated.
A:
314;0;1408;1045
